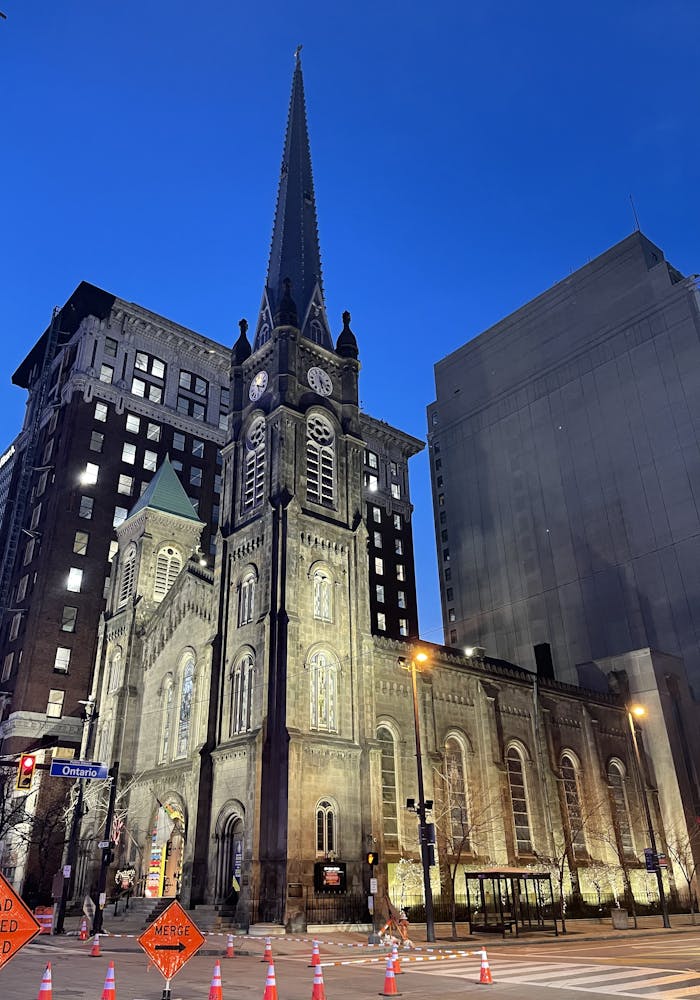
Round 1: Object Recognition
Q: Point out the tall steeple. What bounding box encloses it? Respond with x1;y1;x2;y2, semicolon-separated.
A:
253;47;333;352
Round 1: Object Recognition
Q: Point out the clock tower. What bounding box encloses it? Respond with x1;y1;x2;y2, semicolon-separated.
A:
214;50;375;924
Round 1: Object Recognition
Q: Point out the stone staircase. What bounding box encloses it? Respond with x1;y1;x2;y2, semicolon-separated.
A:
100;898;240;935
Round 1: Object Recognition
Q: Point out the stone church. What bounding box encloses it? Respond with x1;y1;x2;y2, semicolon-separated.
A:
84;54;698;927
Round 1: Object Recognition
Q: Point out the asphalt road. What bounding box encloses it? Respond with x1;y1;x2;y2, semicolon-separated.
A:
2;929;699;1000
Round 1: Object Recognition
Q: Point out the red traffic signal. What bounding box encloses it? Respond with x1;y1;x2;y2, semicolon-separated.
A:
16;754;36;791
366;851;379;867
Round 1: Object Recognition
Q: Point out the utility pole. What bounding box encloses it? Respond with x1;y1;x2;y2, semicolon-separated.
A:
92;761;119;935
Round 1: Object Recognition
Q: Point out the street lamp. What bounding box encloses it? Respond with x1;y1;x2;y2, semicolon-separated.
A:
401;650;436;943
627;704;671;929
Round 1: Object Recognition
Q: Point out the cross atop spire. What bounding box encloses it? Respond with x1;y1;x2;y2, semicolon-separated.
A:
253;50;333;351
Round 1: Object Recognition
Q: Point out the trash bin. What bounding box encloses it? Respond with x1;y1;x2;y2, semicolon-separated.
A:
611;907;629;929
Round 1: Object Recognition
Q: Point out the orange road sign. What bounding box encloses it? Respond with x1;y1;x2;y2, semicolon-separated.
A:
137;899;205;980
0;872;41;971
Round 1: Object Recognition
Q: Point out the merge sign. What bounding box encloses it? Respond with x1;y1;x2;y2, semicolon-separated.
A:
138;900;205;981
0;872;41;971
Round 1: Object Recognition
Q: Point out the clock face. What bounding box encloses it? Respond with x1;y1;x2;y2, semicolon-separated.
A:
249;370;268;401
307;366;333;397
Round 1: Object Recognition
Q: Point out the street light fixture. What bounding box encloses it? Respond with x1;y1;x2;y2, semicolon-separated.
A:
401;649;436;943
627;703;671;929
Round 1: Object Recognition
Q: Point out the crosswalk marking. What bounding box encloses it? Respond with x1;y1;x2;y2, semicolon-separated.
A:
403;956;700;997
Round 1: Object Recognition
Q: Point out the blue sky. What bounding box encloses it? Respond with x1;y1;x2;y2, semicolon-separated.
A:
1;2;698;644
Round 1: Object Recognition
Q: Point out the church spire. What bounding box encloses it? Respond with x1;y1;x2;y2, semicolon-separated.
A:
253;47;333;351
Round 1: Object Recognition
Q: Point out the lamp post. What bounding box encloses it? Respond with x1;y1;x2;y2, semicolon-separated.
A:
627;704;671;929
402;650;436;943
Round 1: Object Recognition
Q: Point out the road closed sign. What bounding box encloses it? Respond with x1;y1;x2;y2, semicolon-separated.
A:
138;899;205;981
0;873;41;971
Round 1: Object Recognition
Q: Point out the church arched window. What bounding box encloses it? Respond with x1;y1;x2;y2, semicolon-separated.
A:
309;649;337;732
159;676;174;763
506;744;532;854
313;568;332;622
607;759;634;857
176;654;195;758
377;725;399;852
118;544;136;608
444;736;470;852
238;570;256;626
306;414;335;507
309;319;324;345
107;646;123;693
561;752;586;857
154;545;182;603
258;322;270;347
230;652;254;736
243;417;266;511
316;798;337;856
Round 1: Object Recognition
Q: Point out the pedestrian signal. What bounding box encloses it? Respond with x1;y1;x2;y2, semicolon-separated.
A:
366;851;379;867
16;753;36;791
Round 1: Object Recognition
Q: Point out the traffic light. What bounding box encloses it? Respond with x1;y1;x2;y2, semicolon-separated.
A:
16;753;36;791
366;851;379;867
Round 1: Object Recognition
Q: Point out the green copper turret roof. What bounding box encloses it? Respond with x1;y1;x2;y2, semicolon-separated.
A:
127;456;201;523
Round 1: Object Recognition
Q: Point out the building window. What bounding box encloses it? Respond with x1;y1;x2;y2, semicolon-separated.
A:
506;746;532;854
122;443;136;465
113;507;128;528
440;511;446;525
230;652;254;735
2;652;14;682
243;417;266;511
397;590;406;609
443;549;450;562
377;725;399;851
441;529;449;543
108;540;118;562
90;431;104;453
104;336;118;358
147;422;160;442
373;507;381;524
365;450;378;469
37;470;49;496
365;472;378;492
118;474;133;496
154;546;182;602
373;531;382;549
72;530;89;556
214;474;222;494
444;737;469;852
126;414;141;434
395;539;403;556
391;483;401;499
176;655;195;757
54;646;71;674
42;440;53;464
377;611;386;631
450;628;457;643
9;612;22;641
144;450;158;472
81;462;99;486
313;570;332;622
16;575;28;602
95;402;108;422
438;493;445;507
376;584;385;604
160;679;174;762
190;467;202;487
46;689;64;718
393;513;401;530
67;567;83;593
118;544;137;608
375;557;384;575
446;587;453;600
179;370;208;396
307;414;335;506
192;439;204;458
399;618;408;636
99;364;114;384
448;608;456;623
173;432;185;452
561;753;586;858
396;564;405;581
444;567;451;581
238;571;256;626
107;647;123;692
309;649;338;732
608;760;634;856
23;538;36;565
316;799;336;856
61;606;77;632
29;503;42;530
79;495;94;519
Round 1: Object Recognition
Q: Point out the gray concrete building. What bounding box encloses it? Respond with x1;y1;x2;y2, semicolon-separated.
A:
428;233;700;697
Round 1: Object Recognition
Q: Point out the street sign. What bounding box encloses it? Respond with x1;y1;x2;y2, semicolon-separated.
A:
644;848;657;872
0;872;41;971
98;841;110;849
50;760;109;780
138;899;205;981
369;877;378;894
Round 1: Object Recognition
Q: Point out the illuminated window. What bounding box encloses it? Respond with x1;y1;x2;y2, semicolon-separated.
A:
46;689;64;719
393;513;401;530
243;418;266;511
95;402;108;422
506;745;532;853
54;646;71;674
561;753;586;858
143;450;158;472
398;590;406;609
61;606;77;632
122;443;136;465
608;760;634;856
67;567;83;593
399;618;408;636
118;474;133;496
373;507;381;524
160;678;174;762
113;507;128;528
444;737;469;852
306;414;335;506
310;649;338;732
99;364;114;384
373;531;382;548
154;546;182;602
238;571;256;626
90;431;104;453
377;612;386;631
79;495;94;519
176;655;195;757
376;584;385;603
365;450;378;469
316;799;336;856
147;422;160;442
377;725;399;850
82;462;99;485
313;570;332;622
107;647;123;692
396;564;405;581
391;483;401;499
365;472;378;491
374;557;384;575
126;414;140;434
73;530;89;556
118;544;136;607
230;652;254;735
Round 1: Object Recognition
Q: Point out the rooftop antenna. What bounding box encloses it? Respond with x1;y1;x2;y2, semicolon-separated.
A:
629;193;641;232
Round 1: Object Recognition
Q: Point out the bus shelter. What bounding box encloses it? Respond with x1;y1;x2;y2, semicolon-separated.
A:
465;868;558;937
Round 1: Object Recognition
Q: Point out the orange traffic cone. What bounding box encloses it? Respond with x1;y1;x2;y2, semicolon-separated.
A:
261;937;273;964
262;962;278;1000
311;963;326;1000
309;939;321;967
90;934;101;958
209;960;223;1000
225;933;235;958
37;963;52;1000
391;943;402;975
79;917;88;941
478;948;493;985
101;960;116;1000
378;954;401;997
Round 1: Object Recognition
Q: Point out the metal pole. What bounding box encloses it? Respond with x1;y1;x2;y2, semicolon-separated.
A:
627;713;671;928
54;779;84;934
409;660;435;942
92;761;119;934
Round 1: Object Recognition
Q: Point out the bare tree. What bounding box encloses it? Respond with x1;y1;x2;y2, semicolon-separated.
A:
591;826;639;928
665;814;700;924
